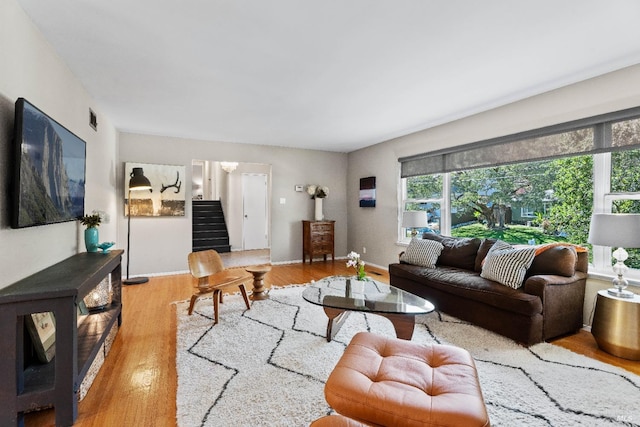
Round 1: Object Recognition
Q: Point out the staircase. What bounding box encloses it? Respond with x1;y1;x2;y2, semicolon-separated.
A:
192;200;231;253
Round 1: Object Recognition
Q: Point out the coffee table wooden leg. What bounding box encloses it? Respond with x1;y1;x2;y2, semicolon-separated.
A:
323;307;350;342
382;313;415;340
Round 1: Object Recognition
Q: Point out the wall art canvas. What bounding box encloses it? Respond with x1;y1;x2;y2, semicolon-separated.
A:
124;162;186;216
359;176;376;207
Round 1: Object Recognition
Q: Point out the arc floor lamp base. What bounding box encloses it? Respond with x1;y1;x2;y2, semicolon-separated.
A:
123;277;149;285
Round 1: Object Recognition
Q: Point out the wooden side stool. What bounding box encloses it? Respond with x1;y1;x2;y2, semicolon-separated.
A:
245;264;272;300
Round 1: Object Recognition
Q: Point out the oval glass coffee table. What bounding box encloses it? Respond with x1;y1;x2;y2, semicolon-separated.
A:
302;276;434;342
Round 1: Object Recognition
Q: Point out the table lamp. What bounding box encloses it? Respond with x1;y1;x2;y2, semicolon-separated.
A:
402;211;428;238
124;167;152;285
588;213;640;298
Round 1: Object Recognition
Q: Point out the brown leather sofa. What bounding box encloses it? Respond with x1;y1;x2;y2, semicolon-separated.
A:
389;234;588;345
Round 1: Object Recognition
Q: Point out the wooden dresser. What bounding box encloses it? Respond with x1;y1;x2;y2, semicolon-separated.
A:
302;220;335;263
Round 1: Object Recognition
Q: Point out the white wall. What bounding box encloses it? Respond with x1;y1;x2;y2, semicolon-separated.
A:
117;132;348;276
0;0;118;289
347;64;640;324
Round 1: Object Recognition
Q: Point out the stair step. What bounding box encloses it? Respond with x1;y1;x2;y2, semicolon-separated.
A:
193;238;228;244
193;230;228;239
193;224;227;231
192;218;226;225
192;244;231;253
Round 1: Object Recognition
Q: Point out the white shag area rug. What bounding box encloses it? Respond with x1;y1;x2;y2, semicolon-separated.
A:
176;285;640;427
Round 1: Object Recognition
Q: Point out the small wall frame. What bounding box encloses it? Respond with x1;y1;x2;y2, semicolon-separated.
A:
26;312;56;363
359;176;376;207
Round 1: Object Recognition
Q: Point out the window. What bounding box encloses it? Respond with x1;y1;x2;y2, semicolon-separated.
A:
446;156;592;244
401;174;442;238
399;108;640;279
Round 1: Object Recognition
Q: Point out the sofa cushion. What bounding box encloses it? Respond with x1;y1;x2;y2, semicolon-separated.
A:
526;244;577;278
422;234;481;271
400;238;444;268
474;238;497;272
481;240;536;289
389;263;542;317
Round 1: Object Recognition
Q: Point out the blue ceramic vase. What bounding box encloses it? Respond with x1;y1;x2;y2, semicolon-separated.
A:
84;227;99;253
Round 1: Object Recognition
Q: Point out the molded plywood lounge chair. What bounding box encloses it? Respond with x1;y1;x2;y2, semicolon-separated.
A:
187;249;252;324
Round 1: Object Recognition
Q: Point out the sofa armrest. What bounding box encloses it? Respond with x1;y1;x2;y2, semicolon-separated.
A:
524;272;587;340
524;272;588;297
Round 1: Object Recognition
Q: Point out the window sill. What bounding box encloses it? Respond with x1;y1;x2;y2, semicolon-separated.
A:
587;270;640;288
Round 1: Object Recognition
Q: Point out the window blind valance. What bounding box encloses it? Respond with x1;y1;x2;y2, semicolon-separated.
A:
400;106;640;178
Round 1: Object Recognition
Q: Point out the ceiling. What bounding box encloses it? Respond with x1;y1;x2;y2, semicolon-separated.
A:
15;0;640;153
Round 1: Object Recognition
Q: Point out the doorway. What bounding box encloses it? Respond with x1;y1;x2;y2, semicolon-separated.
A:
242;173;269;250
191;160;271;263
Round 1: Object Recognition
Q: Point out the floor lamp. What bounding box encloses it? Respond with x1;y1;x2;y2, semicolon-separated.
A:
124;167;152;285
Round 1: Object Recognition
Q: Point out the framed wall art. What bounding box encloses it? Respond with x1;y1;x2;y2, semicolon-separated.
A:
359;176;376;207
124;162;186;216
26;311;56;363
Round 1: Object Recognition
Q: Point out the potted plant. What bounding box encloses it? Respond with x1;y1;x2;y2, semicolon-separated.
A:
346;251;366;281
80;213;101;252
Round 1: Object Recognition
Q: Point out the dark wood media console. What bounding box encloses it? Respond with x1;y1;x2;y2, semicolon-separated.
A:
0;250;124;426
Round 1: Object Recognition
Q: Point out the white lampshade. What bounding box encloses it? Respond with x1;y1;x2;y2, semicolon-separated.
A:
588;214;640;248
402;211;428;229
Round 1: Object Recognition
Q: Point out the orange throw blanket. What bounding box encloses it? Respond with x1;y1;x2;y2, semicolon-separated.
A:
534;242;588;256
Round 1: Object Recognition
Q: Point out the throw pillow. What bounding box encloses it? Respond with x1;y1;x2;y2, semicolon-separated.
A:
422;234;481;270
400;238;444;268
474;238;498;272
526;245;577;278
480;240;536;288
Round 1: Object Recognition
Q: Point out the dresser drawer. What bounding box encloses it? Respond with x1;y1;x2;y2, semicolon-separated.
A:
311;224;333;233
310;231;332;240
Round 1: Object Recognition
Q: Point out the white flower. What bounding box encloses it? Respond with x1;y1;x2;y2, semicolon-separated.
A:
346;251;366;279
306;185;317;197
346;251;361;268
316;186;329;199
306;184;329;199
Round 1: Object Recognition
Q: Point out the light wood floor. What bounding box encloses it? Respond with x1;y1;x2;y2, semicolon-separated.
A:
26;260;638;426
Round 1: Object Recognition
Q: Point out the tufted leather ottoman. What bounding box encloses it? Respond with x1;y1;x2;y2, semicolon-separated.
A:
311;414;372;426
323;332;490;427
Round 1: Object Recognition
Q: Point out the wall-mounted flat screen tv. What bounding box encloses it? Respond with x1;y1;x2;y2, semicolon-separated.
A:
12;98;86;228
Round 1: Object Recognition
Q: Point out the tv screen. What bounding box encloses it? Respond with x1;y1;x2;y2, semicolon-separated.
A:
12;98;86;228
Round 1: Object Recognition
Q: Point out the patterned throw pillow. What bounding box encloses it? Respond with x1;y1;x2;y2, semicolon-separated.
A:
480;240;536;288
400;238;444;268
